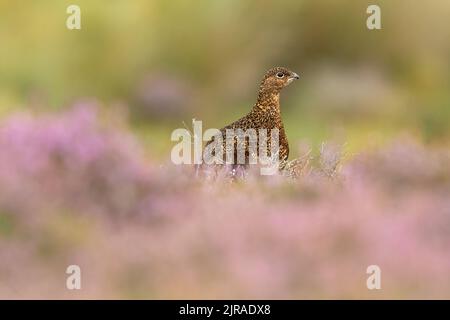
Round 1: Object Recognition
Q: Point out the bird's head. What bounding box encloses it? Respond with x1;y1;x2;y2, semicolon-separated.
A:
260;67;300;92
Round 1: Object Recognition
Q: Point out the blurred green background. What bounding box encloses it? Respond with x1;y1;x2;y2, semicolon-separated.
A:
1;0;449;159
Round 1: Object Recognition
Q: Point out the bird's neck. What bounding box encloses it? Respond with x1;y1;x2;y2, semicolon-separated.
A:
253;89;281;114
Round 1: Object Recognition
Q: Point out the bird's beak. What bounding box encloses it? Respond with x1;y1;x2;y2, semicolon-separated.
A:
287;72;300;84
290;72;300;80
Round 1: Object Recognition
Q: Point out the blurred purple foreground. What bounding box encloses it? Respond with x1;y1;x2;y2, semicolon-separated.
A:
0;105;449;299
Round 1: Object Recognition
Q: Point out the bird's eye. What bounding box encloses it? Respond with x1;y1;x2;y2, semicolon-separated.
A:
276;72;284;78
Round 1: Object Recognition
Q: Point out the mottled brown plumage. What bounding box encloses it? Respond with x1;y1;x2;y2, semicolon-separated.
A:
205;67;299;166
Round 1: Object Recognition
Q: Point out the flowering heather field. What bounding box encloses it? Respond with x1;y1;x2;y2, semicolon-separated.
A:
0;105;449;299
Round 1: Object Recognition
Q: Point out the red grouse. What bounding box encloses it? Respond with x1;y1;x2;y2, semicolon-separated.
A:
204;67;299;167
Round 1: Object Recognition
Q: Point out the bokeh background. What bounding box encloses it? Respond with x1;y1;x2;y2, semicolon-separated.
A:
0;0;449;299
